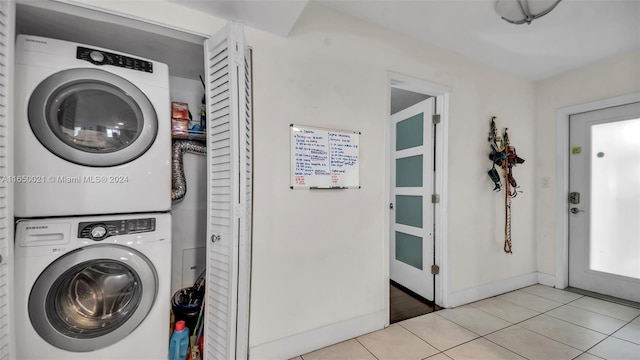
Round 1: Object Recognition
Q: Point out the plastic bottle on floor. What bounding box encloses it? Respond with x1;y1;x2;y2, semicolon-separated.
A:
169;320;190;360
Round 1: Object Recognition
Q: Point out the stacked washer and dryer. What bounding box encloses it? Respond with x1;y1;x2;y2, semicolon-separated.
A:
13;35;173;359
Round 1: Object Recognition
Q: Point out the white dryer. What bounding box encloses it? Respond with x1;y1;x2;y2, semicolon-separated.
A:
14;35;171;217
14;213;171;359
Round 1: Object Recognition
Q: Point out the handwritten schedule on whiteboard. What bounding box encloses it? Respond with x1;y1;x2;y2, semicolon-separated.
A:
290;124;360;189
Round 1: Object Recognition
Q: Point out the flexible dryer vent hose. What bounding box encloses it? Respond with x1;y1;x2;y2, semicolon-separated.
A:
172;140;206;201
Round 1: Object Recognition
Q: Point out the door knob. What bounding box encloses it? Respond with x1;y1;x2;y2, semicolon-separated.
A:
570;207;584;214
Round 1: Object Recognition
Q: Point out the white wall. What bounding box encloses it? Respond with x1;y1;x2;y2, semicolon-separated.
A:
534;50;640;278
248;1;537;351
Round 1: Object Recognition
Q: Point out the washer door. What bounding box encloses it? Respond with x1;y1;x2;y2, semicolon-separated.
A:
28;244;158;352
28;68;158;167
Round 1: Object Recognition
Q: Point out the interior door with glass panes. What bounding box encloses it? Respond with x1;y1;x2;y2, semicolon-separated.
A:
390;97;435;301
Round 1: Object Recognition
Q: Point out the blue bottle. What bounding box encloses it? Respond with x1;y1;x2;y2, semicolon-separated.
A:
169;320;190;360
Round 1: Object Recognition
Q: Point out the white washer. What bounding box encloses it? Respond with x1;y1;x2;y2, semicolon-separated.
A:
14;35;171;217
14;213;171;359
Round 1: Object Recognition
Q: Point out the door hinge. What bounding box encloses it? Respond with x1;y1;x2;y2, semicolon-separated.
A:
431;194;440;204
431;264;440;275
432;114;441;124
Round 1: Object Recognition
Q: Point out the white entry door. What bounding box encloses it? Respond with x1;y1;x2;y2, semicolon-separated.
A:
569;101;640;302
390;98;435;300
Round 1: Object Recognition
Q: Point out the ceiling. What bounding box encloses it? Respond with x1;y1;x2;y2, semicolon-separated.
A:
174;0;640;81
169;0;309;37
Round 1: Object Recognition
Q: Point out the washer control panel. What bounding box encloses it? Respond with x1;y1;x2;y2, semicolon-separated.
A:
76;46;154;73
79;218;156;241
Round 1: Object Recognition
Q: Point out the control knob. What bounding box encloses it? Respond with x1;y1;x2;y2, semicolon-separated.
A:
89;51;105;64
90;225;107;239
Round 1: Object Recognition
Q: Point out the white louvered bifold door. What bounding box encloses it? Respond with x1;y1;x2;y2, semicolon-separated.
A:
203;22;252;360
0;0;14;359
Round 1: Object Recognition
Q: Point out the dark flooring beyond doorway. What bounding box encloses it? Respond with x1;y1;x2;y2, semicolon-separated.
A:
390;281;439;323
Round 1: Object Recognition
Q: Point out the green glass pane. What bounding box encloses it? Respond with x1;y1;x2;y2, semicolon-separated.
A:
396;113;424;151
396;155;423;187
395;232;423;270
395;195;422;228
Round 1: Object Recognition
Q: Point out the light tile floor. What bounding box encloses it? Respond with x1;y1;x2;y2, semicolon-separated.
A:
293;285;640;360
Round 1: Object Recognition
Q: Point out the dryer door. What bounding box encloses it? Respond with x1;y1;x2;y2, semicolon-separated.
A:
28;68;158;167
28;244;158;352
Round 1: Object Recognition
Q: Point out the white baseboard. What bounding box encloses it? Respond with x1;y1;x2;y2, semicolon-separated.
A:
537;272;556;287
445;272;539;308
249;310;387;360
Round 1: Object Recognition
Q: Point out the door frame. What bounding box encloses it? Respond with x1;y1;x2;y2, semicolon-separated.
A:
554;92;640;289
385;72;450;321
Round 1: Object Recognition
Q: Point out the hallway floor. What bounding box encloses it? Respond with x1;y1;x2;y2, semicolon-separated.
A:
390;281;438;324
293;285;640;359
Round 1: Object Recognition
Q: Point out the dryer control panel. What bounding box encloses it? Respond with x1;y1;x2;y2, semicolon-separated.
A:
79;217;156;241
77;46;154;73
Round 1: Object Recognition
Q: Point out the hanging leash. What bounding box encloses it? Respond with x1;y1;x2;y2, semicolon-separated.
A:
503;128;513;253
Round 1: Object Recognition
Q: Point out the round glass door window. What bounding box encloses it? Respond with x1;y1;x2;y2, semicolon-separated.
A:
47;260;142;339
29;68;158;167
28;245;158;352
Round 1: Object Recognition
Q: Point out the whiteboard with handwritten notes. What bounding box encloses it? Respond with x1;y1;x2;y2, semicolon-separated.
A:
290;124;360;189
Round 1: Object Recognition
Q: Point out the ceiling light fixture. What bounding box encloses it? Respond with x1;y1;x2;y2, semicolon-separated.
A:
495;0;562;25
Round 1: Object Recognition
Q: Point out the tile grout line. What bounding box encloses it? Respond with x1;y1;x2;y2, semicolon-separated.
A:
496;288;570;311
563;295;640;322
298;289;639;359
420;351;453;360
404;320;528;360
479;333;532;360
396;320;460;353
430;311;532;359
452;291;608;358
354;337;380;360
571;350;605;360
436;290;638;359
434;306;512;338
536;292;640;358
519;287;585;305
534;293;623;356
442;291;640;360
507;300;610;353
542;292;640;336
544;304;639;335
